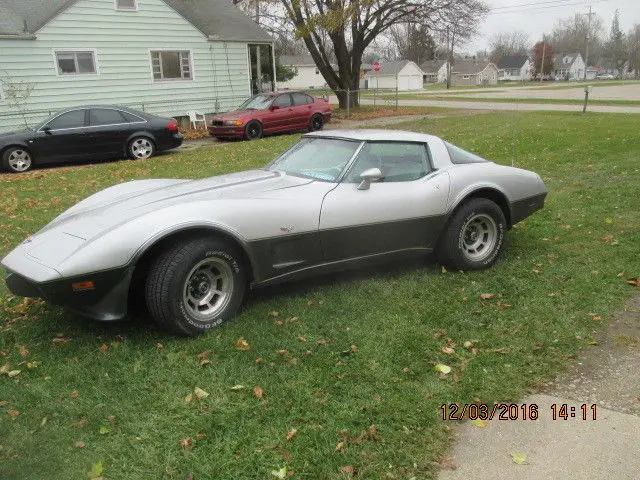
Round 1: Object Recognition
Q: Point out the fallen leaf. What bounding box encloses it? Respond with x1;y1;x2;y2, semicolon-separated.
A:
510;451;527;465
196;432;206;440
184;393;193;403
591;315;602;322
600;235;614;243
89;460;104;480
340;465;355;474
230;385;245;391
335;441;345;452
307;300;313;306
270;467;288;479
286;316;300;324
433;330;446;339
297;336;307;342
110;341;121;349
26;361;40;368
52;337;70;344
276;350;289;355
99;426;110;435
17;345;29;358
179;437;192;450
627;277;640;287
6;409;20;417
587;337;598;345
441;347;455;355
72;418;89;428
194;387;209;400
156;343;164;350
496;301;512;309
98;344;109;353
195;350;211;361
253;386;264;398
285;428;297;440
463;341;474;349
7;370;20;377
434;364;452;375
441;266;448;273
71;390;79;399
273;320;283;326
470;419;488;428
268;311;280;317
235;337;250;351
0;400;7;406
438;457;457;470
255;358;264;364
73;441;86;448
315;338;328;345
479;293;494;300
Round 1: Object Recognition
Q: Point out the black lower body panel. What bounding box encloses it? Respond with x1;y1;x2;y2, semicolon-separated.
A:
510;192;547;225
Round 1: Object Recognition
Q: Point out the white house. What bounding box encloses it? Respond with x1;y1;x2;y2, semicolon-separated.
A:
0;0;274;132
420;59;448;84
364;60;424;90
277;54;337;90
497;55;532;81
553;53;585;81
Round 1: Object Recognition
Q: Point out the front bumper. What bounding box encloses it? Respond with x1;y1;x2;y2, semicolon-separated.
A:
510;192;547;225
4;267;133;321
208;125;245;138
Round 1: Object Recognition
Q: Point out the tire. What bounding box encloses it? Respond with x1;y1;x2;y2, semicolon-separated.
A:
145;237;247;336
310;113;324;131
2;147;33;173
128;137;156;160
436;198;506;271
244;121;263;140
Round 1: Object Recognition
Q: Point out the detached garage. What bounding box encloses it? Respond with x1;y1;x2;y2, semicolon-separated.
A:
364;60;424;90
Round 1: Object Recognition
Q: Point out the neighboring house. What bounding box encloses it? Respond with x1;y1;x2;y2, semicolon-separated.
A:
277;54;337;90
365;60;424;90
420;59;448;84
450;60;498;86
586;67;598;80
496;55;532;81
0;0;274;132
553;53;585;81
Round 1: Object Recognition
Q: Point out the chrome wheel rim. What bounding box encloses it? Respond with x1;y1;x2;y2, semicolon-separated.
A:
182;257;234;321
461;213;497;262
312;115;323;130
8;149;32;172
131;138;153;159
246;124;261;139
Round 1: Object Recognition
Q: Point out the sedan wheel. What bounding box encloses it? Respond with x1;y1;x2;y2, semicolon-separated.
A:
3;147;33;173
145;237;247;336
310;114;324;131
436;198;505;271
244;121;263;141
129;137;155;159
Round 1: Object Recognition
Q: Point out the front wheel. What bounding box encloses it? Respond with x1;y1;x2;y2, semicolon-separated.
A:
244;121;263;140
2;147;33;173
436;198;506;271
145;237;247;336
128;137;155;159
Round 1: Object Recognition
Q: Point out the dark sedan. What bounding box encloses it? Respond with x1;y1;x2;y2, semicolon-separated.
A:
0;106;183;173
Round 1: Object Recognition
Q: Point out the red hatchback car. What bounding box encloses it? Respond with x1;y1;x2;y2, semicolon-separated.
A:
208;91;332;140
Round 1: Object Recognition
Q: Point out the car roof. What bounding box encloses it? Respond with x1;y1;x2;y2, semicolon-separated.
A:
52;105;152;118
303;129;439;143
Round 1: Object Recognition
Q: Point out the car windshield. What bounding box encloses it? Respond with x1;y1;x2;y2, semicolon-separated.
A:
35;111;63;131
267;137;361;182
237;94;273;111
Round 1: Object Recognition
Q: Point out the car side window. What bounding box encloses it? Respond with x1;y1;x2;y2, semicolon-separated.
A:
120;111;146;123
46;110;87;130
305;94;314;104
292;93;309;106
345;142;431;183
273;94;292;108
90;109;127;126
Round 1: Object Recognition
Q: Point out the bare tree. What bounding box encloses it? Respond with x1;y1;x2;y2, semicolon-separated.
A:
0;72;35;129
259;0;489;108
389;23;437;64
549;12;604;62
488;31;529;63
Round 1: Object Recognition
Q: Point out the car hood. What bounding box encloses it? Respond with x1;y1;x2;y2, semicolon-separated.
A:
0;129;32;139
41;169;312;240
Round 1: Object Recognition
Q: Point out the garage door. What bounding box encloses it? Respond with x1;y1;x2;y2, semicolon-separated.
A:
408;75;422;90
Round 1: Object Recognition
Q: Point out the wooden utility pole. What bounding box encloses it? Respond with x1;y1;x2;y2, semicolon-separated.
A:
583;4;593;80
539;37;546;82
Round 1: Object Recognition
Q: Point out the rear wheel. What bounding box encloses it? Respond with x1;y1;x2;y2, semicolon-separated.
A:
436;198;506;271
310;113;324;131
244;121;263;140
2;147;33;173
145;237;247;336
128;137;155;159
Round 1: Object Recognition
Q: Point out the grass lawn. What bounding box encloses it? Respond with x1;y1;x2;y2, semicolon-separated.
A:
1;111;639;479
364;94;640;107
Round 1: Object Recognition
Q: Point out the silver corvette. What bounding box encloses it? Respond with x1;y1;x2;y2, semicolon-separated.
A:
2;130;547;336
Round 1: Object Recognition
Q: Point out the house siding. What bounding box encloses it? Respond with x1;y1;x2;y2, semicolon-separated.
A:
0;0;256;131
277;65;328;90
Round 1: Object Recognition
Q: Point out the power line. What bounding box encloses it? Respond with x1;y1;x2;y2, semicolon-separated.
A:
491;0;607;15
491;0;586;11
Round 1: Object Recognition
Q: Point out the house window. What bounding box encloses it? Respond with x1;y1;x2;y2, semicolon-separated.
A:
463;75;470;80
315;68;319;74
115;0;137;10
55;51;97;75
151;51;192;80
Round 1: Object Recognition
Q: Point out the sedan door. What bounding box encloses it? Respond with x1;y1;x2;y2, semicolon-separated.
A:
29;109;91;163
263;94;295;132
87;108;132;157
291;93;314;128
319;141;450;262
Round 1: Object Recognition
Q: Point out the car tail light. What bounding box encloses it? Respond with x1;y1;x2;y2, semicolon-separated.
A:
167;120;179;132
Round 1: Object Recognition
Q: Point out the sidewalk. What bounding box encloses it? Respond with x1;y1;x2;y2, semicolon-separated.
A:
439;294;640;480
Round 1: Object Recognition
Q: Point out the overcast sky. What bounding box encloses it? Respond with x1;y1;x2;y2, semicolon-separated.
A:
466;0;640;53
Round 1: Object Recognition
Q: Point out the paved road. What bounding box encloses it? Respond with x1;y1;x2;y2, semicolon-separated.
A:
439;294;640;480
354;97;640;114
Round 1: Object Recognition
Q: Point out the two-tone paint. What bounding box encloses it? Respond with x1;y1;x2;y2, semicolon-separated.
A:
1;129;547;321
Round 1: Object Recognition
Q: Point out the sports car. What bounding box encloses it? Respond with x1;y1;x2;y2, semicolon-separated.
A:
1;130;547;336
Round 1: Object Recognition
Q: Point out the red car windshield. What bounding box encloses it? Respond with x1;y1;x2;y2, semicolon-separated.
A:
237;94;273;110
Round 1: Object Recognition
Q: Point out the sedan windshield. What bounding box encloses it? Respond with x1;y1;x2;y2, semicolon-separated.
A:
268;137;361;182
237;94;273;111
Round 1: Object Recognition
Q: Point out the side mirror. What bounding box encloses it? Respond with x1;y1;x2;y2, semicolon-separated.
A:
357;167;382;190
42;126;52;134
270;104;280;111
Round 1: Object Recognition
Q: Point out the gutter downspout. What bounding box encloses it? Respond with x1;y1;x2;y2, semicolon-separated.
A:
271;42;276;92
